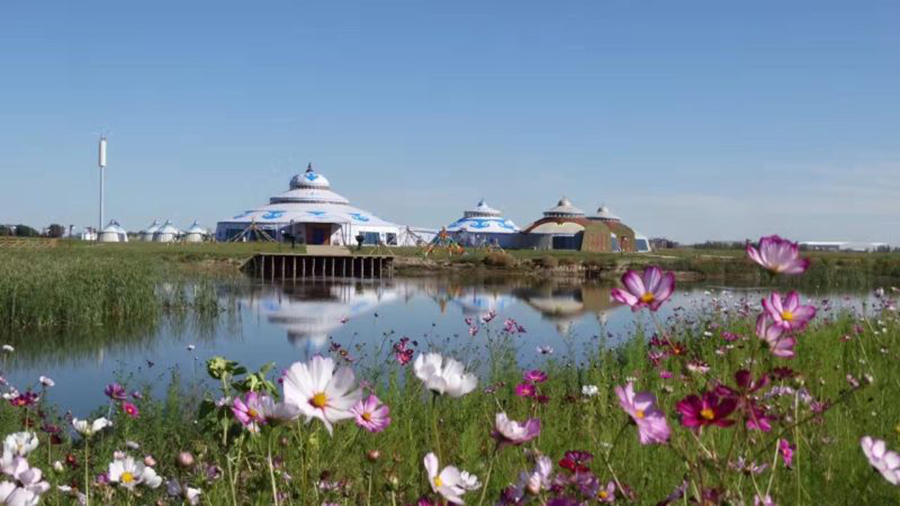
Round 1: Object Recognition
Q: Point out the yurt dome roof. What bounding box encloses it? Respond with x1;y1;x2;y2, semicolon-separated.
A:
447;199;519;234
289;164;331;190
186;221;207;234
157;220;181;234
590;205;621;221
102;220;126;233
141;220;161;234
544;197;585;218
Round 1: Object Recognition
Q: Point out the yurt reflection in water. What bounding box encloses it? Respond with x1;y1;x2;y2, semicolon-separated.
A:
516;284;619;335
251;282;399;353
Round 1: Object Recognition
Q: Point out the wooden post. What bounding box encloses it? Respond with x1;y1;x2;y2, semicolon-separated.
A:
350;257;355;278
302;257;306;278
342;258;347;278
331;257;335;278
281;255;285;280
270;256;275;282
292;256;297;283
312;257;317;280
261;255;266;279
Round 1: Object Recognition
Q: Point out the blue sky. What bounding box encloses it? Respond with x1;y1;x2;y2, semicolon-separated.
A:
1;1;898;243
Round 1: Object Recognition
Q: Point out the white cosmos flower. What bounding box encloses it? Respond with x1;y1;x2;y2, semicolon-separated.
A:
0;457;50;506
423;452;467;505
282;356;362;435
459;470;482;491
582;385;599;397
167;478;202;505
1;346;13;353
861;436;900;485
108;455;163;490
3;432;38;458
413;353;478;398
72;417;112;437
38;377;54;388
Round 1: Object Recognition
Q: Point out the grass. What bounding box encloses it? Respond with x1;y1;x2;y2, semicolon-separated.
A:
0;290;897;505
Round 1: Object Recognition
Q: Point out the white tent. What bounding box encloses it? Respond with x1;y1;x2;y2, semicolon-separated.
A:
183;221;208;243
140;220;161;242
98;220;128;243
153;220;181;243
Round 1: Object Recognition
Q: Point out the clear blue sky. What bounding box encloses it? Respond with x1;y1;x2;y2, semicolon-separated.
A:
2;1;898;243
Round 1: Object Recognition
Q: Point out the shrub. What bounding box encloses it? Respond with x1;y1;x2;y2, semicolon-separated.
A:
536;255;559;268
483;251;516;268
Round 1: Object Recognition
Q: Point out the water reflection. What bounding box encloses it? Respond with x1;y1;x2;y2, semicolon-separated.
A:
2;277;875;415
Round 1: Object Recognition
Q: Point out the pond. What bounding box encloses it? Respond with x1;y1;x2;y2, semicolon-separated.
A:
2;276;879;416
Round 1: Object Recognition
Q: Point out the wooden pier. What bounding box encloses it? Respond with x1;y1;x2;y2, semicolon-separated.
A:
246;247;394;281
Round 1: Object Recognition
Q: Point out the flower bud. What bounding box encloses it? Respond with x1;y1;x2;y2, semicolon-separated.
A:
366;450;381;462
144;455;157;467
177;451;195;468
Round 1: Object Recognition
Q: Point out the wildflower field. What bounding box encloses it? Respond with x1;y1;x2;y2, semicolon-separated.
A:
0;236;898;505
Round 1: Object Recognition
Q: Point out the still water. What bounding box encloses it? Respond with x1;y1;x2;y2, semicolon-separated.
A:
3;277;876;416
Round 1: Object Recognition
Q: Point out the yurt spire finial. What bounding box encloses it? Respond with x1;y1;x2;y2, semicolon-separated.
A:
306;162;313;173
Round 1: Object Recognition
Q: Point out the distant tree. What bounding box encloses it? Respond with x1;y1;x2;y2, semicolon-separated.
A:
0;225;12;237
14;225;39;237
47;224;65;238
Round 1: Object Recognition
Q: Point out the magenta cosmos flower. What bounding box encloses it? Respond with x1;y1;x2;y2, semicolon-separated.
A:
746;235;810;275
611;266;675;311
615;382;670;444
676;391;737;429
762;291;816;330
350;395;391;433
491;412;540;449
755;314;796;358
523;370;548;383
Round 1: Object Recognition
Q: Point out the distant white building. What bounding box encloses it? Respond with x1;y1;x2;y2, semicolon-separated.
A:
98;220;128;243
139;220;161;242
153;220;181;243
800;241;890;253
183;221;208;243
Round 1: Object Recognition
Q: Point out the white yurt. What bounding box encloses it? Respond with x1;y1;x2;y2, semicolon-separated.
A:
183;221;208;243
445;199;520;248
153;220;181;243
139;220;161;242
98;220;128;243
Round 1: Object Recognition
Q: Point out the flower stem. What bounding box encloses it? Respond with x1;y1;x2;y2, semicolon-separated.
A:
477;450;497;506
83;437;90;506
267;432;280;506
431;393;442;462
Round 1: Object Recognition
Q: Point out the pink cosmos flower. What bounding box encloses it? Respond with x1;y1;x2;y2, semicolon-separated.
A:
610;266;675;311
615;382;670;444
122;402;140;419
676;392;737;429
231;392;268;432
523;370;547;383
746;235;810;275
756;314;796;358
491;413;540;449
349;395;391;433
861;436;900;485
779;439;795;468
762;291;816;330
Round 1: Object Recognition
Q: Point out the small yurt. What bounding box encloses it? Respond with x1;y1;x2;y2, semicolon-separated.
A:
153;220;181;243
446;200;520;248
140;220;161;242
98;220;128;243
183;221;208;243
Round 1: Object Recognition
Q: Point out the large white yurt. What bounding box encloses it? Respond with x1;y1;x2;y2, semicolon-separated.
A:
98;220;128;243
445;200;520;248
153;220;181;243
216;164;403;246
140;220;161;242
183;221;208;243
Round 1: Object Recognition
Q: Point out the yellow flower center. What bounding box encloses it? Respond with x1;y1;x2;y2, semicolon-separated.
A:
640;292;655;303
121;472;135;483
362;412;372;422
634;409;645;419
700;408;716;421
781;310;794;322
311;392;328;409
599;490;609;499
247;408;258;418
433;476;443;488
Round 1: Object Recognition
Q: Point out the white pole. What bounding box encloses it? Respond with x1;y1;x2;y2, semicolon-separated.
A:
98;137;107;238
